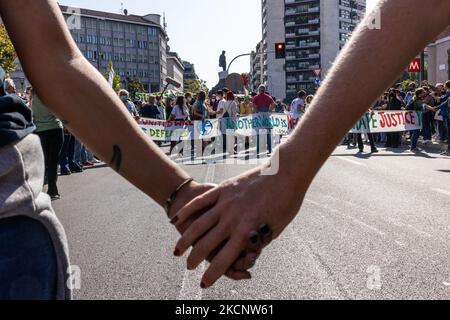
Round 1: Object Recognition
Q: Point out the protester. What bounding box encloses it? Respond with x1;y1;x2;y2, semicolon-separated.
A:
422;86;437;144
239;96;254;116
140;95;161;119
185;92;193;119
218;91;238;156
252;85;276;155
305;95;314;112
406;88;433;152
59;129;83;175
289;90;306;120
192;91;210;121
404;82;417;105
3;78;16;95
119;89;139;117
31;94;64;200
168;96;190;154
384;90;404;148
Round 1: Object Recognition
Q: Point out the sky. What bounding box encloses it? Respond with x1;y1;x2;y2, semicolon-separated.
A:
59;0;379;88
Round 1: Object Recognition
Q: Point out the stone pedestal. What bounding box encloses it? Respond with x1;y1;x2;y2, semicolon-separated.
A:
211;71;229;95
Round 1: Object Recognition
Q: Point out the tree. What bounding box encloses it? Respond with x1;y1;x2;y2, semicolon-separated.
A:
0;24;17;75
103;61;121;93
127;76;146;98
184;79;209;95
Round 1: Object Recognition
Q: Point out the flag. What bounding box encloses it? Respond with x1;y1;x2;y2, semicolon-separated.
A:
108;67;115;88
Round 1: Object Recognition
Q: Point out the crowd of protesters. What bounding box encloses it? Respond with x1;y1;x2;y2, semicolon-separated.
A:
3;79;102;201
4;76;449;200
345;80;450;154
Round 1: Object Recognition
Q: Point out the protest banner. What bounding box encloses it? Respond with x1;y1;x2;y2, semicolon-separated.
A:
138;118;220;141
351;111;422;133
222;113;291;136
138;111;419;142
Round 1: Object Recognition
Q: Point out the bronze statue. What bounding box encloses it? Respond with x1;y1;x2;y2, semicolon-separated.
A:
219;51;227;72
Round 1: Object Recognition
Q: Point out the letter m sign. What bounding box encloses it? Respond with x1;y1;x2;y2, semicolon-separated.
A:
408;58;421;73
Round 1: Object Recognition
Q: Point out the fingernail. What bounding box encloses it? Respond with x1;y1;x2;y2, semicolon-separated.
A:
174;248;181;256
170;216;178;224
260;224;271;235
250;234;259;244
200;282;207;289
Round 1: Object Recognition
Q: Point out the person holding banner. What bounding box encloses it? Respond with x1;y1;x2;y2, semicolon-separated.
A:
169;96;190;154
385;90;405;148
171;0;450;289
253;85;276;155
406;88;435;152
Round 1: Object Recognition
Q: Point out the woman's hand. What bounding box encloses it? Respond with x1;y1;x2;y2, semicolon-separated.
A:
171;163;307;288
168;181;266;281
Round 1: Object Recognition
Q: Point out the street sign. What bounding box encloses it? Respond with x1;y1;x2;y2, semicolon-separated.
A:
313;69;321;77
408;58;421;73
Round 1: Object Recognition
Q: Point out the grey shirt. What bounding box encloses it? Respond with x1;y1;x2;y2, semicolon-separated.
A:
32;95;63;132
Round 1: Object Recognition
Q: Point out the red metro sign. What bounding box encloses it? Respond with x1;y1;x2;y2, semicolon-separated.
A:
408;58;421;73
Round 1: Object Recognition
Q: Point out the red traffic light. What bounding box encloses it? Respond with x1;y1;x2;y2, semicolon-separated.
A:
275;43;286;59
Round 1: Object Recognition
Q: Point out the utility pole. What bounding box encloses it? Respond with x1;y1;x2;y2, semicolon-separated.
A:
420;50;426;84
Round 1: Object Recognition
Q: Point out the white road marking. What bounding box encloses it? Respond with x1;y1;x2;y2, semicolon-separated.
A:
178;165;216;300
432;188;450;197
323;195;433;240
335;157;366;167
305;199;385;237
178;260;206;300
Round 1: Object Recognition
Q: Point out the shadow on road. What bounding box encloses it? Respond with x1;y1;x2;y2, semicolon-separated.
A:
332;151;438;160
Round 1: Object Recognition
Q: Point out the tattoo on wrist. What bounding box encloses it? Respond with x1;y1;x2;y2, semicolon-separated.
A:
110;145;122;172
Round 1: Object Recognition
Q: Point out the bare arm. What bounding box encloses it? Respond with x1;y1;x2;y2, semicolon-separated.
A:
0;0;190;208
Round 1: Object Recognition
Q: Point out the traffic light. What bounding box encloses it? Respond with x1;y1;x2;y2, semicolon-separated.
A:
275;43;286;59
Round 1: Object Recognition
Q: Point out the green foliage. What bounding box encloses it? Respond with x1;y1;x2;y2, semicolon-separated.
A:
184;79;209;95
0;24;17;75
127;76;146;97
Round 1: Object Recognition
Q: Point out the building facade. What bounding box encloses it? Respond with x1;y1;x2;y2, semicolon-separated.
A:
10;6;170;93
167;52;185;93
262;0;286;99
262;0;366;101
61;5;169;93
427;26;450;85
183;61;199;82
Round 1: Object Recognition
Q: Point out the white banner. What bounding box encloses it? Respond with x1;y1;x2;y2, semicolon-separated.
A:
138;118;220;141
138;111;422;141
351;111;422;133
222;113;291;136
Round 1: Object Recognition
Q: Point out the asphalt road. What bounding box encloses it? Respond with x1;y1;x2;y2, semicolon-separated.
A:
52;144;450;300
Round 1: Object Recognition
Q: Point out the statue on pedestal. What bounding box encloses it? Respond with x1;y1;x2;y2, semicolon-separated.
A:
219;51;227;72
